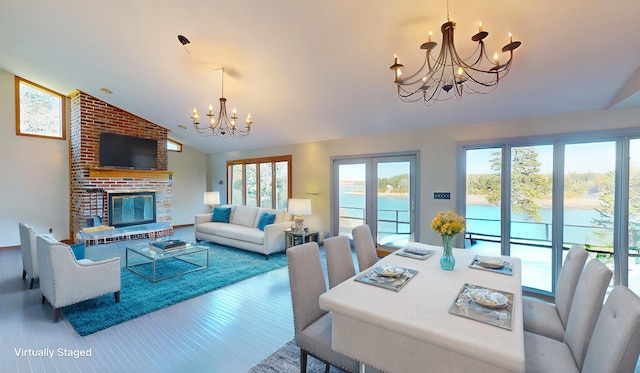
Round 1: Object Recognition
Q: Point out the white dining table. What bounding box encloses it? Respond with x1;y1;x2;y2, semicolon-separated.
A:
319;242;524;373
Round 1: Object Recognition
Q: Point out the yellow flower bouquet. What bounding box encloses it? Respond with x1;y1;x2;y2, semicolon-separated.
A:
431;211;465;270
431;211;466;236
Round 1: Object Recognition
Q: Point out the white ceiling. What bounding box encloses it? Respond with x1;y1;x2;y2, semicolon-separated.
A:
2;0;640;154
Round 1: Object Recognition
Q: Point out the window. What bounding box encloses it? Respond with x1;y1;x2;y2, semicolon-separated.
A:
227;155;291;209
167;138;182;152
15;76;67;139
461;131;640;296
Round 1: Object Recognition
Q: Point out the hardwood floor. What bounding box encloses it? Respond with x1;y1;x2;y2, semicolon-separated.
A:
5;228;639;373
1;227;294;373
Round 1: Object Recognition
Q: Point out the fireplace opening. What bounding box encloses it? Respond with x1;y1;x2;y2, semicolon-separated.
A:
108;191;156;228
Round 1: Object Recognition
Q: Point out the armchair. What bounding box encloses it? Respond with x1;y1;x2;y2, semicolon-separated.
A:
19;223;38;289
36;235;121;322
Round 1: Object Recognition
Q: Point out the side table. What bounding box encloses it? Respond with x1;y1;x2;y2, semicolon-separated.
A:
285;229;320;249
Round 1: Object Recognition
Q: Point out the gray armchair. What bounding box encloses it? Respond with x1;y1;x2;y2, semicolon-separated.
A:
19;223;38;289
36;235;121;322
523;244;588;340
525;285;640;373
324;235;356;289
352;225;378;272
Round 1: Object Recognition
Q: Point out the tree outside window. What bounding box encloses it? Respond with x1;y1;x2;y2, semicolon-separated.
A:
15;76;67;140
227;155;291;208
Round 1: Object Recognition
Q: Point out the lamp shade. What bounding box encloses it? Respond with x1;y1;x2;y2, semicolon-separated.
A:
288;198;312;216
204;191;220;206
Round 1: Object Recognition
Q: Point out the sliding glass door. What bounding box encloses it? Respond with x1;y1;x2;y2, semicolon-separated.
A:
465;147;502;257
333;153;417;247
628;139;640;295
463;134;639;295
509;145;554;291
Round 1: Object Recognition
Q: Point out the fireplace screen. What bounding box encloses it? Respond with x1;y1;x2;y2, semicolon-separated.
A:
108;192;156;227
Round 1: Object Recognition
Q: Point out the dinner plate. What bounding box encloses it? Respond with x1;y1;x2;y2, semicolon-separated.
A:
373;266;405;278
469;289;509;309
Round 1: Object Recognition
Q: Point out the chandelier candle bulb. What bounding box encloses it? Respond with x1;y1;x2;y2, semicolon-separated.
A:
479;22;482;32
509;33;513;43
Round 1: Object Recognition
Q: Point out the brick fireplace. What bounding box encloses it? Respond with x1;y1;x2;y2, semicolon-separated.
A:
69;91;172;241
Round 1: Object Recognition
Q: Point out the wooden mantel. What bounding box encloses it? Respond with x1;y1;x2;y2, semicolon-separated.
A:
89;168;173;179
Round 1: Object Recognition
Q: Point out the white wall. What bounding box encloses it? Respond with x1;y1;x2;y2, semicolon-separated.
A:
0;69;208;247
168;143;207;225
0;69;70;246
206;107;640;246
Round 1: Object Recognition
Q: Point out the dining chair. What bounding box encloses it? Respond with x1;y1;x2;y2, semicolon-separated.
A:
287;242;359;373
523;244;588;340
37;235;121;322
324;235;356;289
352;224;378;272
19;223;38;289
525;258;612;372
525;285;640;373
562;258;613;370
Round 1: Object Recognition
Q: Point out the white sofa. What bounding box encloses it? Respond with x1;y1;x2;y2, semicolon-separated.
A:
195;205;292;258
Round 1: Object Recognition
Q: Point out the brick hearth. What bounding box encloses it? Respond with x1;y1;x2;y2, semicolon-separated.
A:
69;91;172;241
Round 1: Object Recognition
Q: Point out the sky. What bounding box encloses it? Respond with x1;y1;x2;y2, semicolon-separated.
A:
467;142;625;174
340;140;640;181
339;162;409;181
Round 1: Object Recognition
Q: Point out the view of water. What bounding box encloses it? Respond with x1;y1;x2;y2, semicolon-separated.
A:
339;184;607;247
338;186;639;294
466;204;608;247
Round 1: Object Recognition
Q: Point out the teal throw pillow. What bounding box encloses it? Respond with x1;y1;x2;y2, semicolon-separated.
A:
257;212;276;231
211;207;232;223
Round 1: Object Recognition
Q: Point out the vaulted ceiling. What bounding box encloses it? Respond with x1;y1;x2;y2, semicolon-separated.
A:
2;1;640;154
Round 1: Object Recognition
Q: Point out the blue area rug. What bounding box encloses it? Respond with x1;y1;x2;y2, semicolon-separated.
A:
62;244;287;336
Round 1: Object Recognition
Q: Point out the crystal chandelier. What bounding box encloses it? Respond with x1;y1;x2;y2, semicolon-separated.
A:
190;67;252;138
390;0;521;105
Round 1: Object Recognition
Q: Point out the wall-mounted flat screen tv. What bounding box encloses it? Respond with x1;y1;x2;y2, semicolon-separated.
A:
99;132;158;170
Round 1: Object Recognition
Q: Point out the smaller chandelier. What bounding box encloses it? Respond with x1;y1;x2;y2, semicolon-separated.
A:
390;1;521;105
190;67;252;138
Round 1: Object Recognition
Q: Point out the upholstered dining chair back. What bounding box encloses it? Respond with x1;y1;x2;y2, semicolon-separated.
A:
19;223;38;289
287;242;328;335
324;235;356;289
562;258;613;370
523;245;589;341
287;242;361;373
554;244;589;326
352;224;378;272
36;234;121;322
581;285;640;373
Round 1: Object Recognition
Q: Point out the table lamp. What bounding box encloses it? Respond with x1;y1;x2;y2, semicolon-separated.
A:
204;191;220;212
288;198;312;233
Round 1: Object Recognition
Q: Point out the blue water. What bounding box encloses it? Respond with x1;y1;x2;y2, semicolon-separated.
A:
339;185;606;246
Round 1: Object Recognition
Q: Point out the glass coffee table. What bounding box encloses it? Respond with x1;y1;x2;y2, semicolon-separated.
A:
126;242;209;283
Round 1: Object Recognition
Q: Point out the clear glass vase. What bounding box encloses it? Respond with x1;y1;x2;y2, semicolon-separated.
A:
440;234;455;270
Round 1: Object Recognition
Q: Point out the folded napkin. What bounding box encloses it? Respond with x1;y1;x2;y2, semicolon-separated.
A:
403;247;431;255
478;256;505;269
